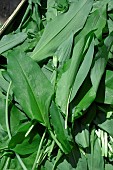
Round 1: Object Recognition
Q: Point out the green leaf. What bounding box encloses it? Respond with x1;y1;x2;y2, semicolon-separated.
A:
74;122;89;148
57;159;75;170
43;160;54;170
72;87;96;120
72;33;113;120
94;109;113;136
9;122;41;155
50;102;72;153
105;70;113;104
0;32;27;54
70;37;94;101
105;164;113;170
0;98;7;131
55;33;74;66
31;0;93;61
108;0;113;11
76;153;88;170
90;45;108;91
87;130;104;170
10;105;28;135
46;0;57;22
55;0;69;13
7;50;54;127
9;133;40;155
0;98;8;149
4;157;22;170
108;18;113;33
56;33;94;114
96;70;113;104
0;70;11;95
56;37;85;114
76;0;108;41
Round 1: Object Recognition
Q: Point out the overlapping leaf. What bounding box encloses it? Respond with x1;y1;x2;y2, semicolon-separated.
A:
31;0;93;61
7;50;54;127
0;32;27;54
50;102;72;153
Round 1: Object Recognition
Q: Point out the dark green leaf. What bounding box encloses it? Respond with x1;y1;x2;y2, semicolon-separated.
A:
7;50;54;127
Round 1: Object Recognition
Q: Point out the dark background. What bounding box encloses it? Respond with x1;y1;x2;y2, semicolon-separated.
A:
0;0;21;23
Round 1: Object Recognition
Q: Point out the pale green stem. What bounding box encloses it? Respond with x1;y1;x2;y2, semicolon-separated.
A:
50;131;64;152
16;154;28;170
104;132;108;157
5;81;27;170
25;124;35;137
52;149;62;170
5;81;12;139
65;89;72;129
48;140;55;159
32;129;47;170
3;157;10;170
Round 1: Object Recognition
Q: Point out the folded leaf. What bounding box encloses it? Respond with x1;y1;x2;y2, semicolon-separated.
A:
70;38;94;101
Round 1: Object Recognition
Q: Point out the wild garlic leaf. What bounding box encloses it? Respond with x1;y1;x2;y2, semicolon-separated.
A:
50;102;72;153
73;33;113;120
7;50;54;127
76;1;108;42
70;37;94;101
55;33;74;66
31;0;93;61
0;32;27;54
56;37;85;114
56;33;94;114
94;110;113;136
87;130;104;170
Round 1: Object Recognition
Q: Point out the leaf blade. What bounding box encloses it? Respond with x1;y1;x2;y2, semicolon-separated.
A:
7;50;54;126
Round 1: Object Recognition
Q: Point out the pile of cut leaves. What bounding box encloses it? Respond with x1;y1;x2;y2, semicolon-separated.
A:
0;0;113;169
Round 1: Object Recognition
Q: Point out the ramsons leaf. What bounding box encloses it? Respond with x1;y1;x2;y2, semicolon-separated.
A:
31;0;93;61
0;32;27;54
50;102;72;153
7;50;54;127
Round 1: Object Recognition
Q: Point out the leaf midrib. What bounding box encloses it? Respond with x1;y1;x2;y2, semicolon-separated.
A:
15;56;44;122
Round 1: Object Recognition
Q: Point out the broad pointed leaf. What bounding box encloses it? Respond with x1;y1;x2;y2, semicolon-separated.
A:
7;50;54;127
